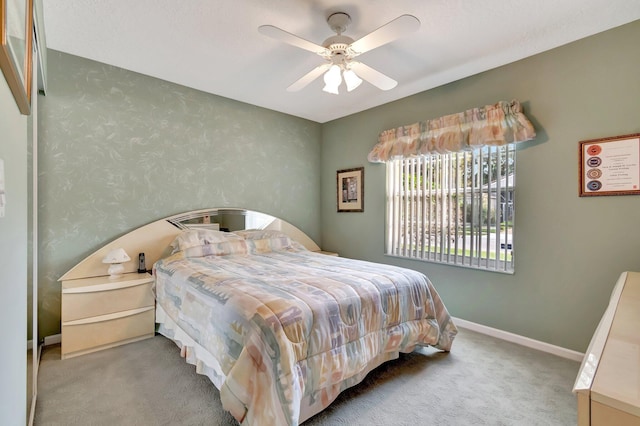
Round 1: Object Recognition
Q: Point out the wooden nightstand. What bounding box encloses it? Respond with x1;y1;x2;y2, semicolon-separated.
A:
61;272;155;359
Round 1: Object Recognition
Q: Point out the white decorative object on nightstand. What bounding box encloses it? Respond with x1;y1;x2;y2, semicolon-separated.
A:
60;272;155;359
101;247;131;279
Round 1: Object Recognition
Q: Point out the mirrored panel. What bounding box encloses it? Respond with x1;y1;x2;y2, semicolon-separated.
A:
168;208;277;233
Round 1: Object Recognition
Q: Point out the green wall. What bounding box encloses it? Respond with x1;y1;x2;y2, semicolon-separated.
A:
38;22;640;352
38;51;322;338
0;71;28;425
321;21;640;352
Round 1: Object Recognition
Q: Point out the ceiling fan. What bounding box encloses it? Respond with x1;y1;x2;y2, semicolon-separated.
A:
258;12;420;94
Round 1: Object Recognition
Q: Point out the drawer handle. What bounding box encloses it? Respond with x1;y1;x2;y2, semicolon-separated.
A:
62;306;154;326
63;278;153;294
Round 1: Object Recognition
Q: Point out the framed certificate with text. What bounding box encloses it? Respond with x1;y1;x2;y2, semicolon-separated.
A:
579;133;640;197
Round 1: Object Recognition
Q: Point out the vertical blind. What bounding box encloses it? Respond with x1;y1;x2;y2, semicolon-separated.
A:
386;144;516;273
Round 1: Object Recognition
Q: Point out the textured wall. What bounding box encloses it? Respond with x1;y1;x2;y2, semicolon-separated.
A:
38;51;321;337
38;23;640;352
321;20;640;352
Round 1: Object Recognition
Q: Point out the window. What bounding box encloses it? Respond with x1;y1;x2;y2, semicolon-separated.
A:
385;144;515;273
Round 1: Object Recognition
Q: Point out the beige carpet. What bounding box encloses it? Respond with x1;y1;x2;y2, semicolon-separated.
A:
34;328;579;425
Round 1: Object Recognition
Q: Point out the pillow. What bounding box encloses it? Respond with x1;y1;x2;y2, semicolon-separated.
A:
170;229;242;253
182;239;249;258
233;229;291;240
245;237;286;254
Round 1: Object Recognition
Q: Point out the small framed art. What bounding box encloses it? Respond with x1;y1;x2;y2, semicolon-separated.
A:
579;133;640;197
337;167;364;212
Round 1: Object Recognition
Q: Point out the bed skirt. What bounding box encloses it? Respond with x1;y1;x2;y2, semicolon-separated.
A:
156;304;228;390
155;304;405;424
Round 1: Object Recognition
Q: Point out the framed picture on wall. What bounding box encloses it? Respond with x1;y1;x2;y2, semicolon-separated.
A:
0;0;33;115
337;167;364;212
579;133;640;197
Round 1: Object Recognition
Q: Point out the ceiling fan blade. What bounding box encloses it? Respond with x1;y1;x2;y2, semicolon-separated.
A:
349;15;420;55
350;62;397;91
258;25;329;55
286;64;331;92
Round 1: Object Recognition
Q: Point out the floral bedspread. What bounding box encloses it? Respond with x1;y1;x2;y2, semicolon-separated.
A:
154;237;457;425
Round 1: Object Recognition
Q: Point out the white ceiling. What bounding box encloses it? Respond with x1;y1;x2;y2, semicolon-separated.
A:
42;1;640;123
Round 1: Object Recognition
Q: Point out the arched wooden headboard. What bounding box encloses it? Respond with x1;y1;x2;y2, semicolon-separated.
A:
59;208;320;281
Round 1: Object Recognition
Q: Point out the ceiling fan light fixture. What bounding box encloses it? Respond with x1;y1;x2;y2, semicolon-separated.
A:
322;64;342;94
259;12;419;93
343;68;362;92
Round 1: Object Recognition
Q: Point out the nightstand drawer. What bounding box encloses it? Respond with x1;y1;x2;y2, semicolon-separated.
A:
61;307;155;359
62;280;154;322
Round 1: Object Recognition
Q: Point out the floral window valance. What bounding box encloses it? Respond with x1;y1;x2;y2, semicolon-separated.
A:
367;100;536;163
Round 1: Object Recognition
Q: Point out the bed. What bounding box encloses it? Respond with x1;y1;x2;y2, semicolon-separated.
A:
59;208;457;425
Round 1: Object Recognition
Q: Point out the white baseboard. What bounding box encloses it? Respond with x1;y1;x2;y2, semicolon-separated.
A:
452;317;584;362
43;322;583;362
44;334;61;346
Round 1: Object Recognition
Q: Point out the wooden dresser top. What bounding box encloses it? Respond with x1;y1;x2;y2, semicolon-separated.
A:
591;271;640;417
